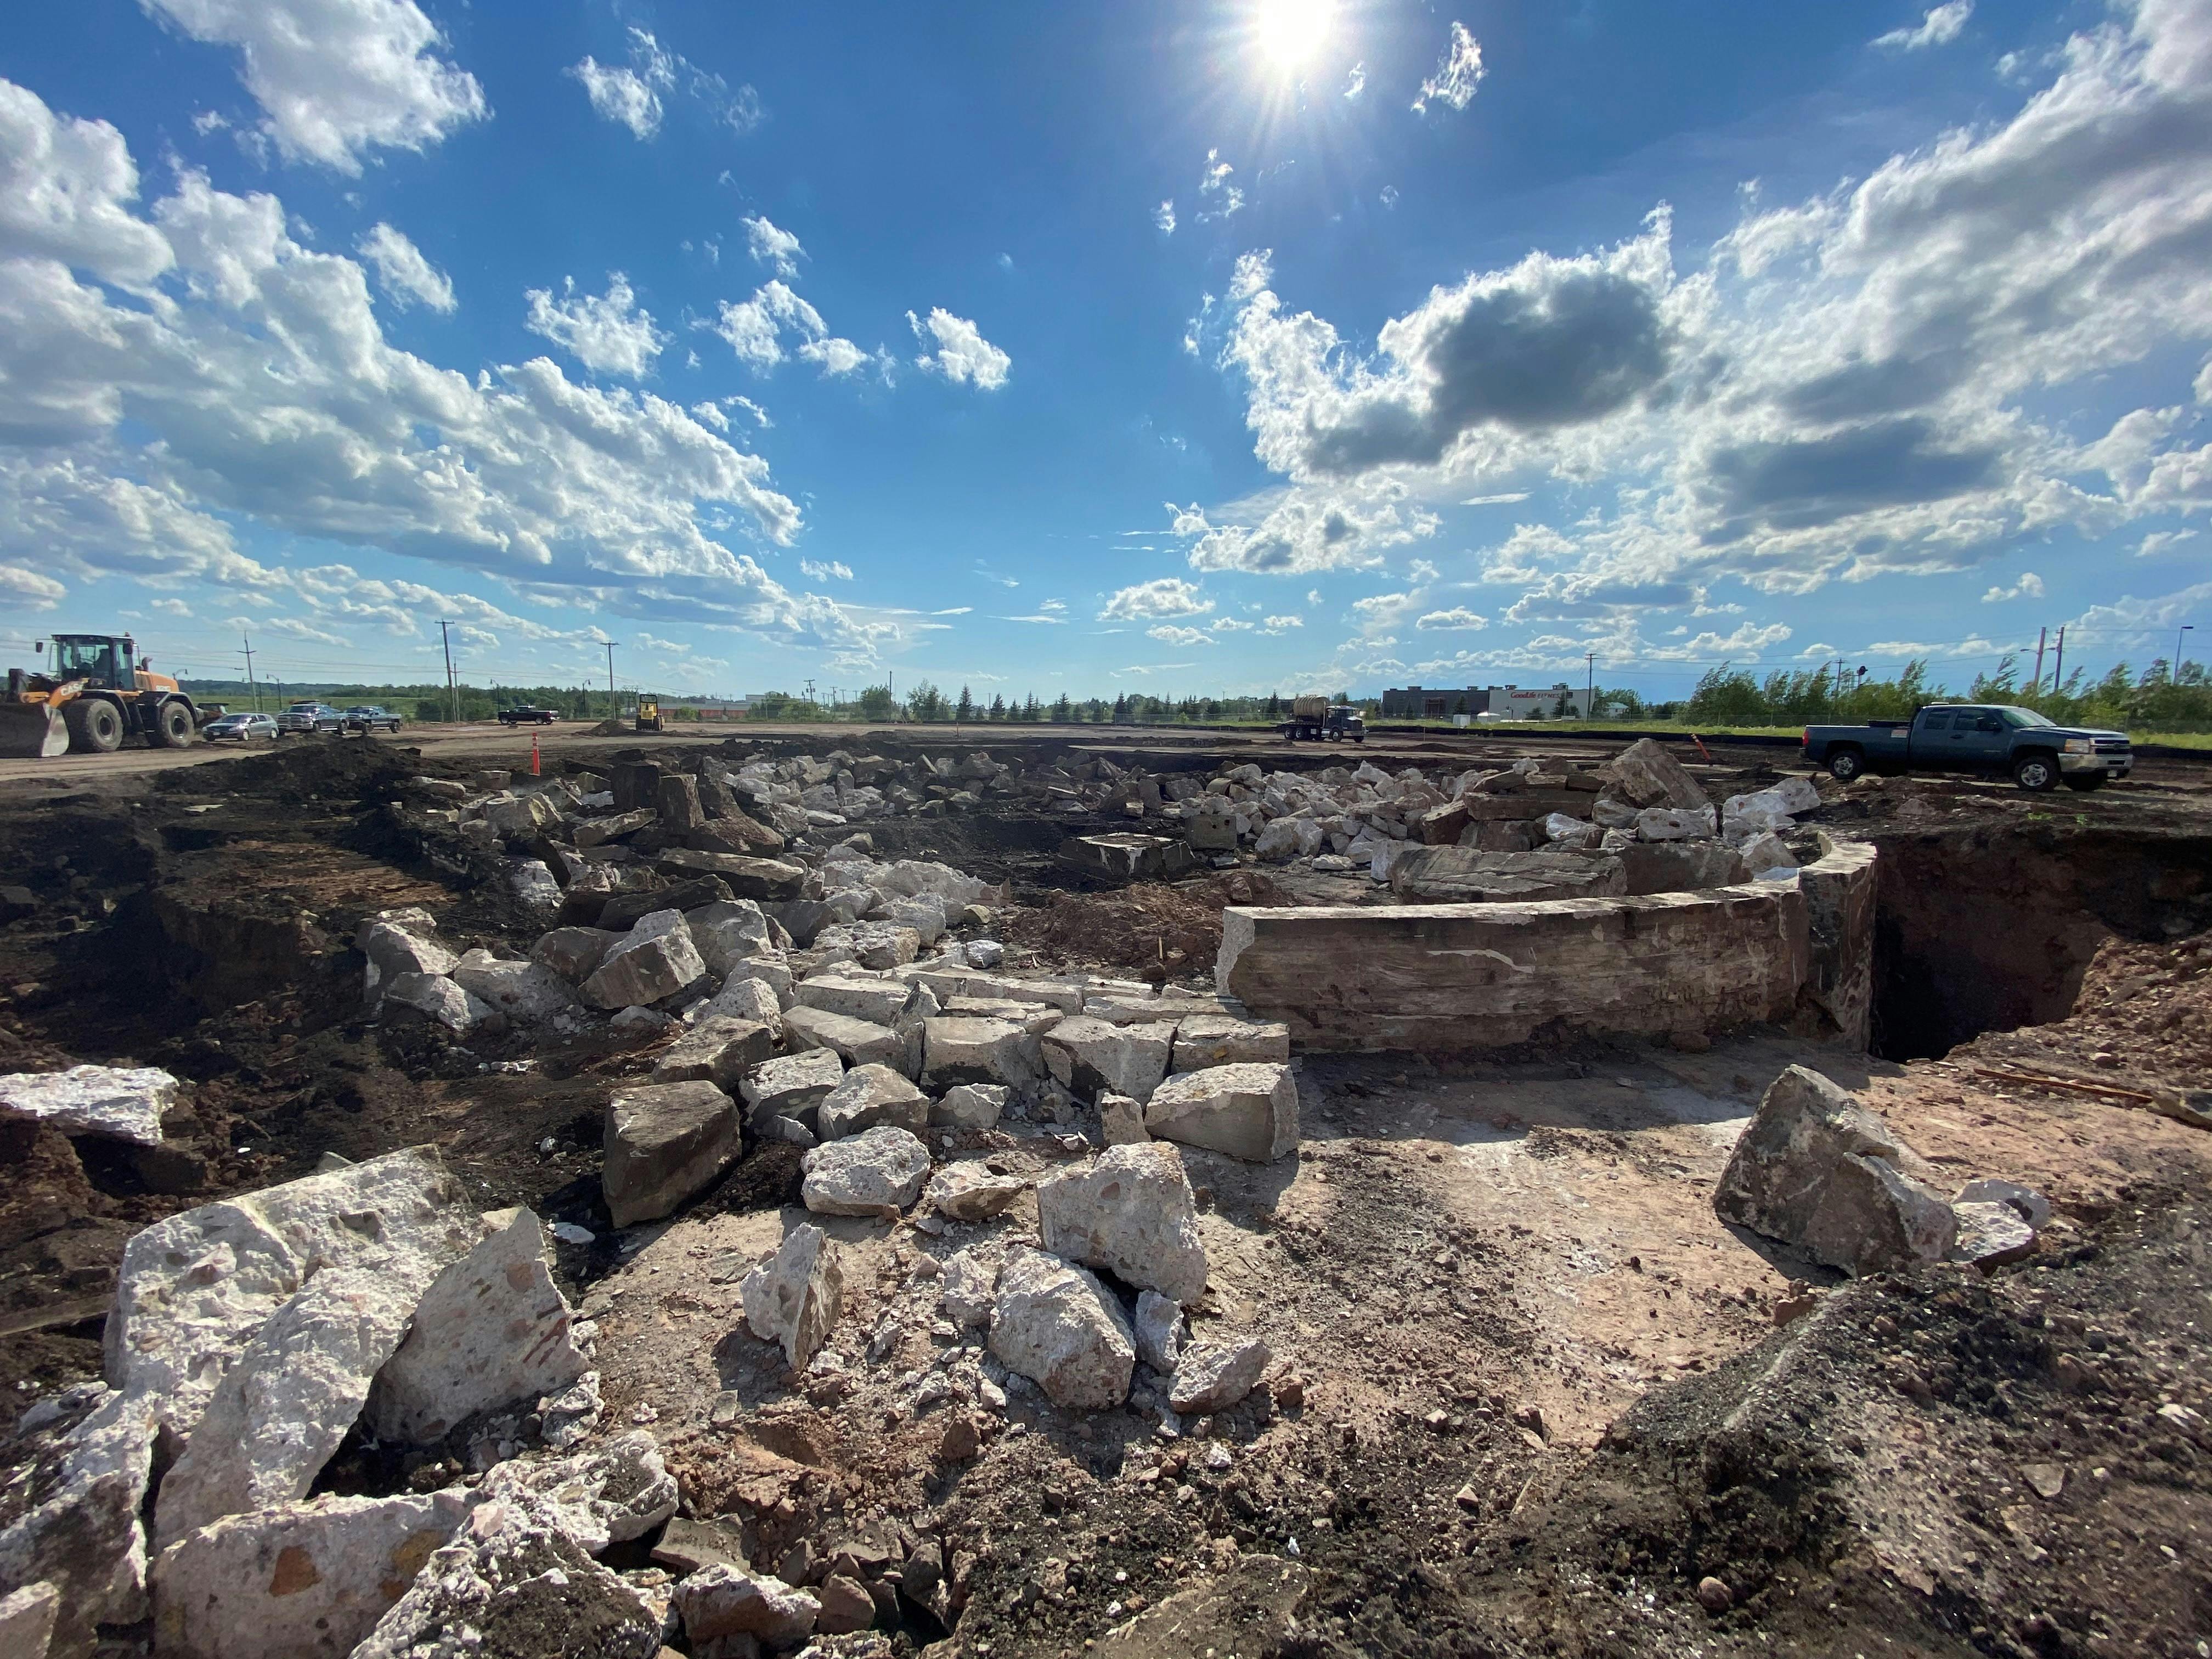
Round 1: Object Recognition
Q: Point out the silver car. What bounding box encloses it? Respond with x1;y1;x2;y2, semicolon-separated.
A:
204;712;278;743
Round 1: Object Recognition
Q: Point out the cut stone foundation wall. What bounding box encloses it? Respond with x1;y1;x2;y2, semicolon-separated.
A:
1216;839;1878;1054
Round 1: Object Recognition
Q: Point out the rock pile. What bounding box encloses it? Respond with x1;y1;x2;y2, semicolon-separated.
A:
0;1147;673;1659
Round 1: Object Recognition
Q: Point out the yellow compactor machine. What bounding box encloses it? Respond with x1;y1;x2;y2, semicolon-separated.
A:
1;634;219;758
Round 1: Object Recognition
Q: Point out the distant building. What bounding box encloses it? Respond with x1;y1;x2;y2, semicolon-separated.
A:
1379;684;1592;719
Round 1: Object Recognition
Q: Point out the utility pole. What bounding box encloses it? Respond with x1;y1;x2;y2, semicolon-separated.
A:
2178;623;2193;681
238;634;260;713
1584;651;1594;721
2032;627;2047;695
2051;626;2065;693
604;642;617;716
437;620;458;725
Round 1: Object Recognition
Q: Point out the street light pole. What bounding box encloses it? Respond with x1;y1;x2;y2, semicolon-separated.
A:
2178;624;2194;681
604;642;617;716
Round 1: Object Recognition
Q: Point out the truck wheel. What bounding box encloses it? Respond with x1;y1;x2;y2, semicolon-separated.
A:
2012;753;2059;792
64;697;123;753
1825;748;1864;782
148;699;195;748
2063;774;2105;793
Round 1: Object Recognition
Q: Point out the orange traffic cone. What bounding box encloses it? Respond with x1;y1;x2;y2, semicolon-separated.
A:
531;731;541;777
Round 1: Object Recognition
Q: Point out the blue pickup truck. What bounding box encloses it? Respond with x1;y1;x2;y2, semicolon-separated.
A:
1801;704;2131;792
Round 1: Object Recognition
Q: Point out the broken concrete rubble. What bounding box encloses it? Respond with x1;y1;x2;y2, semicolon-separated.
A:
580;908;707;1009
931;1081;1008;1129
452;950;577;1026
1714;1065;1957;1277
1036;1142;1209;1305
651;1015;775;1091
1168;1334;1272;1414
923;1014;1045;1092
924;1160;1031;1221
817;1062;930;1139
1170;1014;1290;1072
740;1048;844;1130
1041;1013;1175;1103
674;1564;821;1647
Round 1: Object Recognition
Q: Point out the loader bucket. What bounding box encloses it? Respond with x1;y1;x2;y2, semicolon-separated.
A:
0;702;69;759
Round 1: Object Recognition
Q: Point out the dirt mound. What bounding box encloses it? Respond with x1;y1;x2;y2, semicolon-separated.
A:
1951;929;2212;1092
999;872;1285;979
156;734;417;805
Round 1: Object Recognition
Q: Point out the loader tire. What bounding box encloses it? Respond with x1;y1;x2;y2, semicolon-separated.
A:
148;699;195;748
65;697;124;754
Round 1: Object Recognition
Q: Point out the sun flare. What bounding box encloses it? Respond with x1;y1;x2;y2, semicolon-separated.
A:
1253;0;1334;71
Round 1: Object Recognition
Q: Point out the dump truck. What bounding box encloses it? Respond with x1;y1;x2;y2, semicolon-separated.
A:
1277;693;1365;743
1;633;219;758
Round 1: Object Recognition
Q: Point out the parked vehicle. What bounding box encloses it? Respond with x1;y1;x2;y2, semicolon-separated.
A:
1801;704;2131;792
204;712;279;743
0;631;221;758
341;705;402;733
497;706;559;726
1277;693;1365;743
276;702;342;734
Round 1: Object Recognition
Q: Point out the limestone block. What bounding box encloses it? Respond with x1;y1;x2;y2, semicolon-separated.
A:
687;900;774;975
800;1125;933;1216
986;1248;1136;1410
674;1566;820;1647
368;1208;588;1446
452;951;577;1026
1954;1176;2051;1228
1099;1092;1149;1145
1060;833;1195;882
1949;1200;2037;1269
1041;1015;1175;1104
1036;1143;1208;1304
0;1063;175;1146
713;954;793;1011
812;921;922;969
580;909;707;1009
794;973;912;1028
1737;831;1797;875
1597;737;1710;811
785;1005;911;1074
1186;797;1237;851
1216;888;1810;1053
1169;1335;1272;1414
1144;1063;1300;1164
930;1082;1008;1129
105;1147;478;1438
602;1081;739;1228
879;893;948;946
739;1049;844;1127
922;1015;1045;1092
703;969;792;1035
349;1498;663;1659
939;1244;1002;1327
574;808;656;849
383;971;500;1034
924;1161;1029;1221
151;1488;479;1659
1389;847;1626;904
1635;805;1717;842
656;773;706;833
477;1431;677;1553
740;1224;843;1367
530;926;619;983
1618;840;1747;895
817;1063;930;1139
1133;1290;1182;1372
155;1265;425;1547
596;878;727;934
1417;800;1470;845
1714;1065;1956;1276
0;1389;159;1651
657;849;806;901
1171;1014;1290;1073
651;1017;775;1091
1798;836;1878;1049
358;913;456;1007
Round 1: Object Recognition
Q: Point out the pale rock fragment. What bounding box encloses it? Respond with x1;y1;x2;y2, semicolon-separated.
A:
924;1161;1030;1221
1169;1334;1272;1414
1144;1063;1301;1164
800;1125;933;1216
986;1248;1136;1410
580;910;707;1009
1035;1143;1208;1305
0;1064;176;1146
740;1224;844;1368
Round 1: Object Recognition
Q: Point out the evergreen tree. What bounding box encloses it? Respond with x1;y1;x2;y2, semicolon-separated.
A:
955;684;974;723
988;693;1007;720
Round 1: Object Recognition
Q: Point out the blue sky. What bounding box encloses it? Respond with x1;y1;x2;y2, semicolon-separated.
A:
2;0;2208;703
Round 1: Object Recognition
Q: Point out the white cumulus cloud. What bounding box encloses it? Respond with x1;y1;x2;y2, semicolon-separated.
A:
143;0;484;174
1874;2;1972;52
356;222;453;312
524;273;668;378
742;214;802;277
800;558;854;581
1981;571;2045;602
907;308;1011;390
1147;624;1214;646
1101;578;1212;620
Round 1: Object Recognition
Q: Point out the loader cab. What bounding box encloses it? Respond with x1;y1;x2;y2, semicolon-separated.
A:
44;635;132;690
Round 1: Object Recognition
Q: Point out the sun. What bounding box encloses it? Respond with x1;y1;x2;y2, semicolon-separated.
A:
1252;0;1334;72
